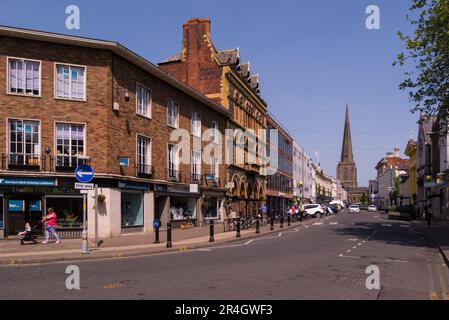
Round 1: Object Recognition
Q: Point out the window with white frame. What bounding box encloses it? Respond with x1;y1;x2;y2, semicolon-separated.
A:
8;58;40;96
167;99;179;127
136;85;151;118
211;121;219;144
56;64;86;100
8;119;40;166
211;157;219;179
55;123;86;168
168;144;179;176
137;135;151;174
192;112;201;137
192;151;201;179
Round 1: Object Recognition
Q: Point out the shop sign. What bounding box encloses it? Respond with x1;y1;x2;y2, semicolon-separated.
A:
29;200;41;212
167;185;190;194
8;200;25;212
189;184;199;193
205;174;216;181
118;181;149;191
0;177;57;187
119;157;130;167
155;184;167;192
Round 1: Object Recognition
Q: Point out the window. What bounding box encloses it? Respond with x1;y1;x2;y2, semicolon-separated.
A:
192;151;201;181
167;99;179;127
8;119;40;166
121;191;144;227
211;157;219;179
211;121;219;144
56;64;86;100
46;197;84;228
192;112;201;137
136;84;151;118
55;123;86;168
8;58;41;96
137;135;151;175
168;144;179;178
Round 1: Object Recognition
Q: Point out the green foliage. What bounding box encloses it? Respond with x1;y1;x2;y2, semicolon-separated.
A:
360;192;368;205
396;0;449;118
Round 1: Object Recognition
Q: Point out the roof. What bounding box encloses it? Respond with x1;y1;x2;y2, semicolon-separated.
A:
0;25;232;118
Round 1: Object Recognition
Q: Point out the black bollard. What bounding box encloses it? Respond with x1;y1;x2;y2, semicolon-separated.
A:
256;217;260;234
166;222;173;248
154;227;160;244
209;219;215;242
270;217;275;231
280;215;284;228
288;214;291;226
236;219;241;238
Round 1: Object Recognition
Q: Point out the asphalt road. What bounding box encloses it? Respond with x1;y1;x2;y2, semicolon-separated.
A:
1;210;448;300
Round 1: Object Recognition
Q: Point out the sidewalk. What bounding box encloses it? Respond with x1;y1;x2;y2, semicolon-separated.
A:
0;219;315;265
412;219;449;267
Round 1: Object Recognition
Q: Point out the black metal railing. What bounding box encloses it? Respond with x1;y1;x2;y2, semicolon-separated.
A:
204;173;220;187
137;163;154;178
6;153;42;171
168;169;180;182
53;155;90;172
191;173;201;183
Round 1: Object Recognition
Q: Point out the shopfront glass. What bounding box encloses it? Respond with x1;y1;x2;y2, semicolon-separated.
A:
170;197;196;221
121;192;144;227
204;197;219;219
46;197;84;228
0;196;3;229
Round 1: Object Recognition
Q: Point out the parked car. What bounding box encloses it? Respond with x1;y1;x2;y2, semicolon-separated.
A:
304;204;325;218
348;204;360;214
368;205;377;212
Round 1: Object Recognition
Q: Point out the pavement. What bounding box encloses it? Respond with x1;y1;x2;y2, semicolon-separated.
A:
412;218;449;267
1;211;449;300
0;218;313;265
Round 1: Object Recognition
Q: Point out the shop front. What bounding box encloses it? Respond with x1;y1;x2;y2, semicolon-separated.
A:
0;176;85;239
201;190;226;225
119;181;147;234
154;184;200;228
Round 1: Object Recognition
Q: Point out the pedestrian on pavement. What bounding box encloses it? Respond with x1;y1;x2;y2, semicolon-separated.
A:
299;203;304;222
425;203;433;227
42;208;61;244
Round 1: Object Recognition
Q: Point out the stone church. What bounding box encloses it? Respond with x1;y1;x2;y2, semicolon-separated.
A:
337;106;369;204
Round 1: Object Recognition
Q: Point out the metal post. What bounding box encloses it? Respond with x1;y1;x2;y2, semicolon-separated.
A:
270;216;274;231
288;214;291;227
256;216;260;234
81;193;89;254
209;219;215;242
236;219;241;238
166;222;172;248
154;227;160;244
94;185;99;248
280;214;284;229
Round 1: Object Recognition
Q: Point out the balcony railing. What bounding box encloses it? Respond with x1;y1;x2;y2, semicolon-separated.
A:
191;173;201;184
53;155;90;172
168;169;180;182
5;153;42;171
204;174;220;187
137;163;154;178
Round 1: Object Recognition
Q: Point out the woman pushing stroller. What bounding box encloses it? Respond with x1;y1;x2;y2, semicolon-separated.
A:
42;208;61;244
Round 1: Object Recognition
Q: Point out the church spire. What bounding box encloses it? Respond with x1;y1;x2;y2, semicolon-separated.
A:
341;104;354;163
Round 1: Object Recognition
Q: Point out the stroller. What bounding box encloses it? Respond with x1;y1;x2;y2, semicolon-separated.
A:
20;221;42;245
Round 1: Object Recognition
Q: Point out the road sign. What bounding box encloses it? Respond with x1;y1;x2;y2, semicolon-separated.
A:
153;219;161;229
75;164;94;183
75;182;94;190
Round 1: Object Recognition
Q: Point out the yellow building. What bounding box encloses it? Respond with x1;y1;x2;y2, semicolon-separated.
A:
404;139;418;205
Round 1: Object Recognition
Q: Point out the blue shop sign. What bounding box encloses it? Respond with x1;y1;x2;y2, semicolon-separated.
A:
119;157;130;167
118;181;149;191
0;177;57;187
9;200;25;212
29;200;41;212
153;219;161;229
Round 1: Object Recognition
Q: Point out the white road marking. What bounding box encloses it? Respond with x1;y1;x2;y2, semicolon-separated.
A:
347;238;358;242
244;240;254;245
330;222;338;225
339;254;362;259
197;248;212;252
313;222;323;226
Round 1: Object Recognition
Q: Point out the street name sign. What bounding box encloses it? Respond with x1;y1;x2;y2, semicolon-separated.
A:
75;183;95;190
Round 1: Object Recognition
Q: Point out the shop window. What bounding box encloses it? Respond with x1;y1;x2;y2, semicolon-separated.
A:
170;197;196;221
204;197;219;219
46;197;84;228
121;192;144;227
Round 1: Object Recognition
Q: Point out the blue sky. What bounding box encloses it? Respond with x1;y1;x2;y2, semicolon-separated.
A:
0;0;417;185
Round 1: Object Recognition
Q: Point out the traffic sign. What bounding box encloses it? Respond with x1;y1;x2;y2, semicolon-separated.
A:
75;164;94;183
75;183;94;190
153;219;161;229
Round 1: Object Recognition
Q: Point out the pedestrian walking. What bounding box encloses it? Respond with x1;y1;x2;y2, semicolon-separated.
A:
42;208;61;244
425;203;433;227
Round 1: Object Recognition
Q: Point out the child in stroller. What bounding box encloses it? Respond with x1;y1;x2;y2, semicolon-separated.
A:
19;221;40;245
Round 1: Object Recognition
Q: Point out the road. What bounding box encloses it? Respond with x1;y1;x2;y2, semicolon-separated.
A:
1;210;448;300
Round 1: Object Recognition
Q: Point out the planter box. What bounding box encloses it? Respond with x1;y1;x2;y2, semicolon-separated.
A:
388;211;411;221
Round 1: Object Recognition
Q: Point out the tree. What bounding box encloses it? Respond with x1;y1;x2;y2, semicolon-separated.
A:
393;176;402;205
396;0;449;119
360;193;368;205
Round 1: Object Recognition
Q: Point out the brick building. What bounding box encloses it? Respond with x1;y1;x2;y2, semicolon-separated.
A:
0;25;231;239
160;18;268;219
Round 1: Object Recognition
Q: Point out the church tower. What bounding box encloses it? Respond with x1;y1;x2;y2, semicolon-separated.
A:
337;105;358;189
